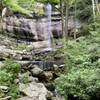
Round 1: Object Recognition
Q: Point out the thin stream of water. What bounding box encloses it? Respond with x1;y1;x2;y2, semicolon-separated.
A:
43;3;52;51
54;89;65;100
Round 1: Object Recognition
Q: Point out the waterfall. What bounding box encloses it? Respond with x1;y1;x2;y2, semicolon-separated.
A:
43;3;52;51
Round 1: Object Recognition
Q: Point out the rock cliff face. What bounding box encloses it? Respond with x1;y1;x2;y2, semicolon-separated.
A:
2;17;48;41
2;16;81;41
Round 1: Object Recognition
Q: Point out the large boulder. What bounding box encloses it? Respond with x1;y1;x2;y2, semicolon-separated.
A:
30;65;53;81
19;82;53;100
31;65;43;76
41;71;54;81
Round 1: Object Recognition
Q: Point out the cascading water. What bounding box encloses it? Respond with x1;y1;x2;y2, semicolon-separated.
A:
43;3;52;51
54;89;65;100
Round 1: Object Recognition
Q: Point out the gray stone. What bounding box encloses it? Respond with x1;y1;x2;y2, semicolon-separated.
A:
2;17;48;41
53;64;59;71
17;96;32;100
19;82;53;100
0;86;9;93
0;96;11;100
18;72;30;81
31;65;43;76
14;79;20;84
0;45;32;60
29;76;38;83
42;71;53;81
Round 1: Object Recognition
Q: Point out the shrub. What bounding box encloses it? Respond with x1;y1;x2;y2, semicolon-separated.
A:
0;70;13;86
0;59;21;86
1;59;21;78
78;24;90;37
0;59;22;99
7;84;24;100
0;93;5;98
22;73;29;84
64;22;100;70
2;0;32;17
64;39;99;72
55;21;100;100
55;67;100;100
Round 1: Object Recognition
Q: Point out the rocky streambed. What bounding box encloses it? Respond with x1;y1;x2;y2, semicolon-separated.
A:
0;35;65;100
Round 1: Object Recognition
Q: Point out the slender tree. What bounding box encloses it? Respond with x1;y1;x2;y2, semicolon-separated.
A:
0;0;3;32
65;0;69;39
95;0;100;14
60;0;65;38
0;8;7;32
92;0;96;21
74;0;77;39
0;19;1;32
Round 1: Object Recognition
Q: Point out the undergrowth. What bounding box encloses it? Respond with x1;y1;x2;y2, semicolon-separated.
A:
0;59;23;100
12;44;32;51
2;0;33;17
55;21;100;100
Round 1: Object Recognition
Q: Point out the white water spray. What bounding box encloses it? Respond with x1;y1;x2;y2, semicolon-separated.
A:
44;3;52;51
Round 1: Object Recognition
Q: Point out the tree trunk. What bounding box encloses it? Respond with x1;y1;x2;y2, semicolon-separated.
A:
0;19;2;32
0;8;7;32
74;0;77;39
92;0;96;21
65;0;69;39
60;0;65;38
0;1;3;32
95;0;100;14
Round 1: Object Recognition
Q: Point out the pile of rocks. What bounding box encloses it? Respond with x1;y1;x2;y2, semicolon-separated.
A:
17;81;53;100
0;62;61;100
0;35;64;100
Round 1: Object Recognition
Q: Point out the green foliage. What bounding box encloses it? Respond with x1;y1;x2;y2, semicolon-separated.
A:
89;19;100;43
1;59;21;78
55;67;100;100
0;59;21;86
22;73;29;84
7;84;23;100
2;0;32;17
0;0;2;15
18;0;36;12
1;0;59;17
36;0;59;4
65;26;100;70
78;24;90;37
70;0;92;22
12;44;32;51
0;93;5;98
55;21;100;100
0;70;13;86
0;59;22;99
